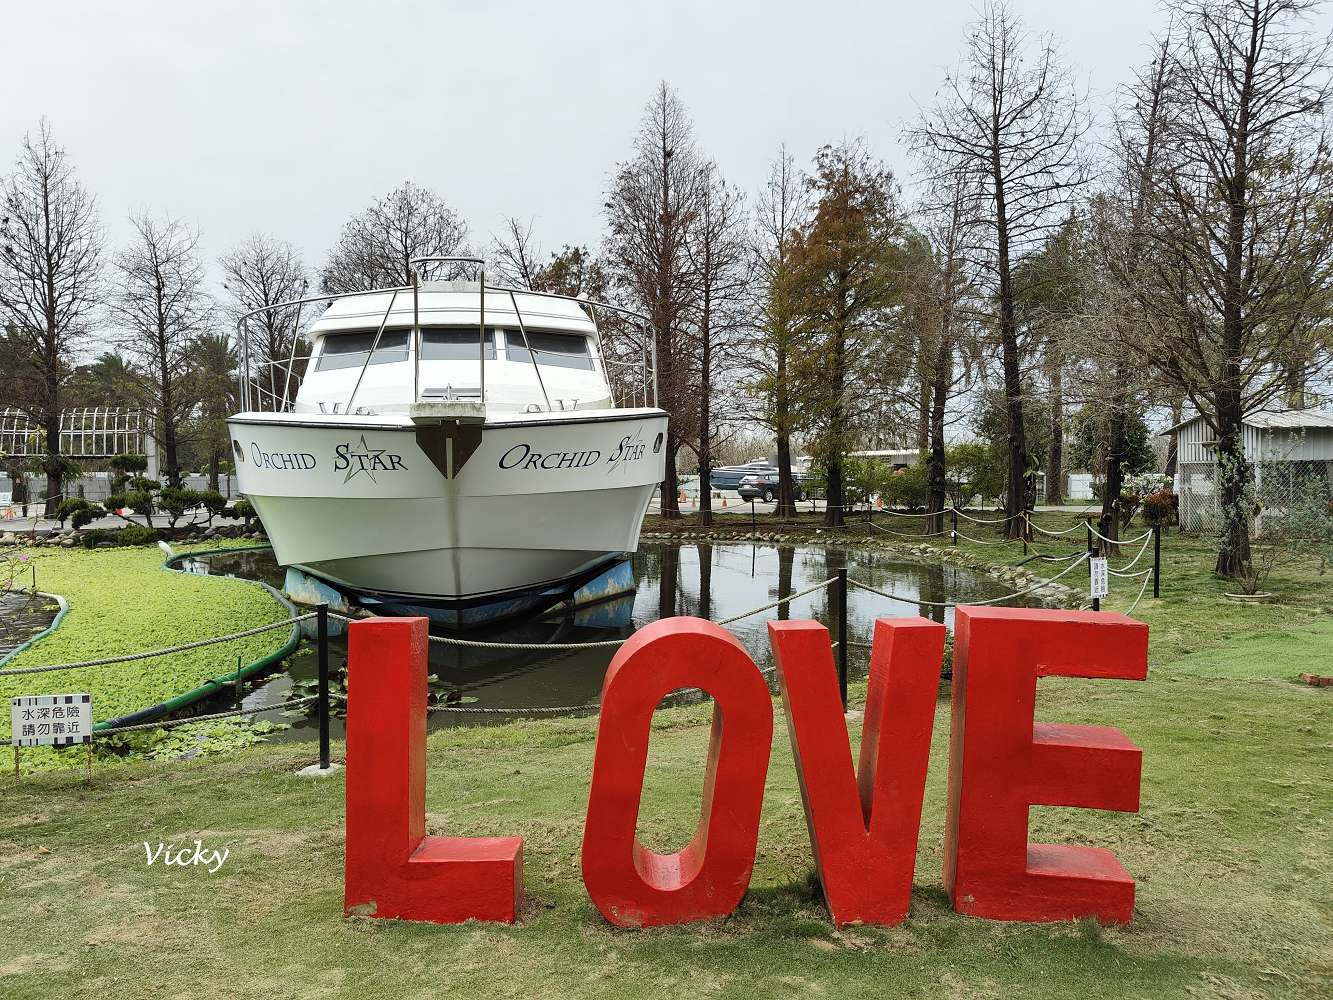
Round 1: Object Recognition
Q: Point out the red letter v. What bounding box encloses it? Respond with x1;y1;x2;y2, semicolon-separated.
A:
768;617;944;926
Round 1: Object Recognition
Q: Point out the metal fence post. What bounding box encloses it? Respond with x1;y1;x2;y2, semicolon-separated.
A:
1086;517;1093;554
1153;525;1161;599
1091;546;1101;612
750;498;756;530
836;568;848;710
317;603;330;771
951;508;958;545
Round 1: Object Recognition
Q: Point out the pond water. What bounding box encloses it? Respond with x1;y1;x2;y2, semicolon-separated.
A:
179;542;1038;741
0;590;59;662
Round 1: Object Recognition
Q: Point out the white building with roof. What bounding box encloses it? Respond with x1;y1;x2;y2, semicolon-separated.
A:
1167;409;1333;528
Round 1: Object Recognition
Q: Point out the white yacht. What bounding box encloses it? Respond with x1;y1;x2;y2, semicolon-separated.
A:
227;259;666;620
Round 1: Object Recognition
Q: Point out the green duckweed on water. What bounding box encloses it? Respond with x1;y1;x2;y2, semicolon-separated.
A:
0;541;291;768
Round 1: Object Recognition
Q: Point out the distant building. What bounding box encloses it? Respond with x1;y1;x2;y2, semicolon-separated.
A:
1166;409;1333;528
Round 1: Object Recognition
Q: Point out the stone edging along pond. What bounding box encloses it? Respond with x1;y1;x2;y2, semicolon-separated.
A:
639;529;1082;609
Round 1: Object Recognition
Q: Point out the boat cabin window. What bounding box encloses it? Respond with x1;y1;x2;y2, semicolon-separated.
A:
505;331;594;370
314;331;409;371
420;328;496;361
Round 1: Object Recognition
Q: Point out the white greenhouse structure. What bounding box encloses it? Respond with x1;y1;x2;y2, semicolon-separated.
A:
1168;409;1333;529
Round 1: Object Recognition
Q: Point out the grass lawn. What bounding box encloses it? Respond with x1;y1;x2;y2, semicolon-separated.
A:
0;519;1329;999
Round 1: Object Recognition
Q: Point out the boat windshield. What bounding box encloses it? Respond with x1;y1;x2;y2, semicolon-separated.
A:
505;331;594;370
315;331;409;371
420;328;496;361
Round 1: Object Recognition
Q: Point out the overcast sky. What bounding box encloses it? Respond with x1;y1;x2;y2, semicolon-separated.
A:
7;0;1330;309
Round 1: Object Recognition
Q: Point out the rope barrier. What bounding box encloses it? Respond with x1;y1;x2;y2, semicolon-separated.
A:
952;509;1017;525
1108;566;1153;580
95;696;319;735
848;553;1089;609
423;643;843;717
428;702;600;715
426;633;625;650
869;521;947;539
1126;572;1154;615
1030;521;1085;537
1108;533;1155;573
716;577;839;626
0;614;316;676
1088;524;1153;546
334;577;845;652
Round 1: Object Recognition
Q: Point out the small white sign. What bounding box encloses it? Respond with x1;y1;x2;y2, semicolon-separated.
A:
10;694;92;747
1089;557;1110;600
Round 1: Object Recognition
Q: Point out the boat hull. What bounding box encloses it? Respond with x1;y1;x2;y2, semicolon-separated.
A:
227;408;667;603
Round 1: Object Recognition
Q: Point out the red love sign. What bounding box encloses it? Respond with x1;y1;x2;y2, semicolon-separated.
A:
343;608;1147;929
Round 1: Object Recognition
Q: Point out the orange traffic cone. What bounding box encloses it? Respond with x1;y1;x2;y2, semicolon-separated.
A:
721;495;728;507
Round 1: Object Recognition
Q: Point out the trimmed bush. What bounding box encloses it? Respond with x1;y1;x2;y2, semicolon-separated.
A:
79;525;160;548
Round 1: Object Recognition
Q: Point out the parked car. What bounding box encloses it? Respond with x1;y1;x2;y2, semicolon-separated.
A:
709;460;775;492
737;471;804;503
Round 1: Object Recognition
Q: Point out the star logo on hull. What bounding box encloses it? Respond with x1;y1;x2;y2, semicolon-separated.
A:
333;435;408;483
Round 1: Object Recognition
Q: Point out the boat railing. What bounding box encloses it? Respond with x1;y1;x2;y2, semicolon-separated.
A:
234;264;658;415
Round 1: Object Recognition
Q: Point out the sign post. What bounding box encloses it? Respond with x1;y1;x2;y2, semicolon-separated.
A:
1089;550;1109;611
10;693;93;781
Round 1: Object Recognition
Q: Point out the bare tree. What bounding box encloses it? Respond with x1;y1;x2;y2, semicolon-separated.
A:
686;161;750;526
491;218;609;297
0;121;104;515
912;173;983;533
321;181;469;293
604;82;703;518
747;146;810;518
1086;38;1178;551
910;0;1089;538
110;212;212;488
491;217;542;289
220;234;310;408
1114;0;1333;578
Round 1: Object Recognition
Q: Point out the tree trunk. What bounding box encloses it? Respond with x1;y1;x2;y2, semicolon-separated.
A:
825;456;845;529
1047;359;1064;504
1099;405;1126;556
916;374;930;452
824;288;848;530
926;335;950;536
776;545;794;621
775;432;797;519
1213;389;1252;578
697;543;712;620
1164;395;1183;481
994;187;1029;540
698;287;713;528
43;408;61;519
208;449;220;492
160;397;181;489
661;437;681;519
658;541;679;617
773;348;799;519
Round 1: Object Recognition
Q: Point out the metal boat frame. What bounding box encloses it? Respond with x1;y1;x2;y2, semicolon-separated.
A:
234;258;659;416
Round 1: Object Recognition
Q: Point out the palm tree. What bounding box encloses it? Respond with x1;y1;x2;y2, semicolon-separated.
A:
69;351;140;409
190;333;238;491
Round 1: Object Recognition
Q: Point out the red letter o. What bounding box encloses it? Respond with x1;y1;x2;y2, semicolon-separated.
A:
581;617;773;927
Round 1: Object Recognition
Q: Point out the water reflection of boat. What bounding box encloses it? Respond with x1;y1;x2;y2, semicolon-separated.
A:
227;258;667;623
